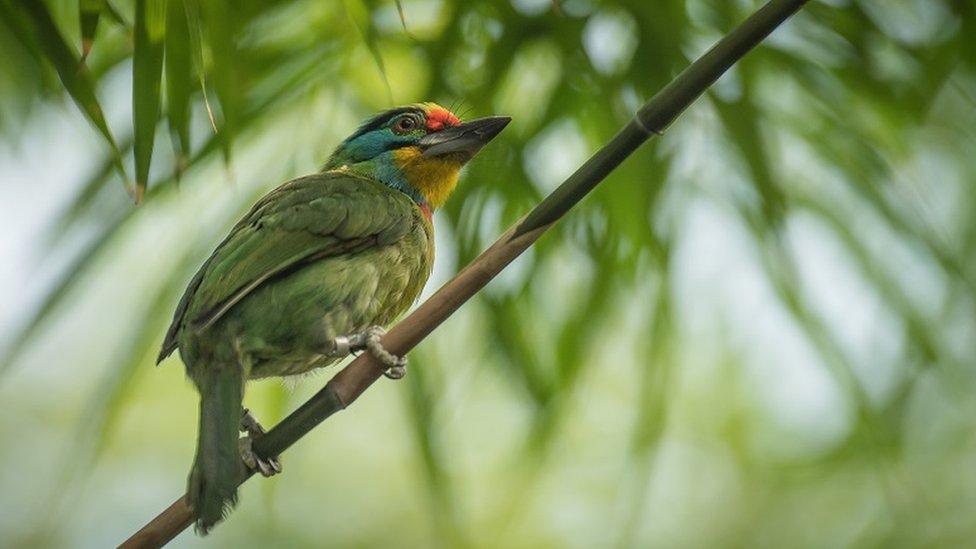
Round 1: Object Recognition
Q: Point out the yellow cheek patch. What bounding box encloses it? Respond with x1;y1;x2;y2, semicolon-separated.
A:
394;146;462;208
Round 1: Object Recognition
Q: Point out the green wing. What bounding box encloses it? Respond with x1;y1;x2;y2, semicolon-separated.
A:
157;171;418;363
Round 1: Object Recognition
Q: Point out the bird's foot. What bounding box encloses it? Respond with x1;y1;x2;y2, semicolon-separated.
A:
239;409;282;477
364;326;408;380
332;326;407;379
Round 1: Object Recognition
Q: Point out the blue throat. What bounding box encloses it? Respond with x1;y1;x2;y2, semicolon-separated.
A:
324;145;428;208
355;155;426;205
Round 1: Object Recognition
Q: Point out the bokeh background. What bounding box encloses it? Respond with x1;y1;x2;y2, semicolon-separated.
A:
2;0;976;547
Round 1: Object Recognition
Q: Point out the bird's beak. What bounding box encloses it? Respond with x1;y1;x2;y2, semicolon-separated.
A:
417;116;511;160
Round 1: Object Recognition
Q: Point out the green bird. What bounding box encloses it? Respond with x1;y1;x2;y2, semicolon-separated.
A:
157;103;510;533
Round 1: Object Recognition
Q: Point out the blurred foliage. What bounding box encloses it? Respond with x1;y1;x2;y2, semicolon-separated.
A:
1;0;976;547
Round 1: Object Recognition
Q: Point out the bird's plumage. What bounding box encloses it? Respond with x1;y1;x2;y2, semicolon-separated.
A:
158;103;508;534
168;171;434;534
158;173;430;371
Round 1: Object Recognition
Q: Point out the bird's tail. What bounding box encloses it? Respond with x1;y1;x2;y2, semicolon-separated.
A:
187;363;244;535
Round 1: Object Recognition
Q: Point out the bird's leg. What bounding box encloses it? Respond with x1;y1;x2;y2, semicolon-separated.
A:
332;325;407;379
239;408;282;477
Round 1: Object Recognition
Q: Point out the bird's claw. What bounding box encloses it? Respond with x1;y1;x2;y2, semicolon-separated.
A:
240;408;267;437
332;326;407;379
239;409;281;477
364;326;408;379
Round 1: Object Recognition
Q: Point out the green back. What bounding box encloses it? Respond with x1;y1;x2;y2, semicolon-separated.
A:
157;171;425;362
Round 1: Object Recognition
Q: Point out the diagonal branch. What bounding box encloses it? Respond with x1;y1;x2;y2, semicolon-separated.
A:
121;0;809;545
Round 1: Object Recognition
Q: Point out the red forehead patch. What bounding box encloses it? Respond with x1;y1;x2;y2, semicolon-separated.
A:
426;108;461;131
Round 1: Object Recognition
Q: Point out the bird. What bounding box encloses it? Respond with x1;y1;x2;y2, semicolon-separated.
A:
156;103;510;533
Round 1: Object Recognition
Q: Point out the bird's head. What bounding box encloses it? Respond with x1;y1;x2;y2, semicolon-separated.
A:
324;103;510;210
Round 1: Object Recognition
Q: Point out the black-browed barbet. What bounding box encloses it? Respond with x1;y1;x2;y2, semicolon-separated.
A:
156;103;510;533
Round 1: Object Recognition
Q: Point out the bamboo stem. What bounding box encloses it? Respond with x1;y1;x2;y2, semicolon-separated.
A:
120;1;808;545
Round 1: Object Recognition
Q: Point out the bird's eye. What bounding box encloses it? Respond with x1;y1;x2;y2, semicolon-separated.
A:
392;115;419;134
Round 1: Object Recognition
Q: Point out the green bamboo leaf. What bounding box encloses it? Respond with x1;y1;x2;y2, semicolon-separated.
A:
102;0;126;26
179;0;216;134
165;0;192;178
61;65;325;267
79;0;128;61
145;46;329;200
0;0;56;101
22;116;289;374
710;61;786;227
199;0;242;164
393;0;414;38
13;0;129;190
79;0;101;60
133;0;166;203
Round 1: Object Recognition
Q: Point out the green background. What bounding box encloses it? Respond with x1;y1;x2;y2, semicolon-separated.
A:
1;0;975;547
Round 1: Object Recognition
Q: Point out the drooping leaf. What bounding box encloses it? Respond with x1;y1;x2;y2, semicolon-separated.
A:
12;0;129;190
80;0;129;62
393;0;414;38
133;0;167;202
710;61;787;227
136;47;328;207
79;0;101;60
179;0;217;133
199;0;242;164
165;0;192;178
